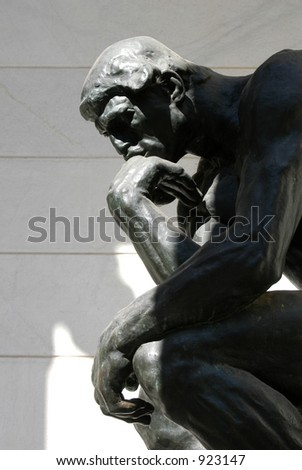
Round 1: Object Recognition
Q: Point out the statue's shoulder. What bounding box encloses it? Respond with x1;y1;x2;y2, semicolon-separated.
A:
255;49;302;80
244;50;302;100
240;49;302;125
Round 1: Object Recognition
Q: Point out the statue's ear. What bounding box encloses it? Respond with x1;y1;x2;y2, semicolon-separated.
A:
158;71;186;104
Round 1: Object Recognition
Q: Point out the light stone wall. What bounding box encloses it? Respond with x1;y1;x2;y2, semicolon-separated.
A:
0;0;300;450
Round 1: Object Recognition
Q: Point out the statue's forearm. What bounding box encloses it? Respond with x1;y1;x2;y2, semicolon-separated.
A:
108;189;199;284
110;230;274;359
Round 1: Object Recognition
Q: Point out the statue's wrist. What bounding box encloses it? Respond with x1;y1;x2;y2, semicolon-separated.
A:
107;185;148;213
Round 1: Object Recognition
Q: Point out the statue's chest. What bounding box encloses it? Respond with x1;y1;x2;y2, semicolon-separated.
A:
202;170;239;223
177;167;239;238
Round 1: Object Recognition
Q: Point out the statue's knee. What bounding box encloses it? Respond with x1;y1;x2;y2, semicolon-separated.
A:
133;341;163;399
133;338;190;418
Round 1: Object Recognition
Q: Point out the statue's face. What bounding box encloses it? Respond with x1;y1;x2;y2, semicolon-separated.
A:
94;85;186;162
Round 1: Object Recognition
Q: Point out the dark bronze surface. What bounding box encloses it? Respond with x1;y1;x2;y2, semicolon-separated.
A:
81;37;302;449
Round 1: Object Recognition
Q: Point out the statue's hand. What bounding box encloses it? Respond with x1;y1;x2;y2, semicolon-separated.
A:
107;155;202;209
92;324;154;425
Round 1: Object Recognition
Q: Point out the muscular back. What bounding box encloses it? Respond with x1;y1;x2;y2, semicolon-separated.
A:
179;50;302;286
239;49;302;150
239;49;302;288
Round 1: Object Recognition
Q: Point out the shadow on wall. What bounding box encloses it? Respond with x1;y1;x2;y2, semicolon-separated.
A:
45;250;155;450
1;252;150;450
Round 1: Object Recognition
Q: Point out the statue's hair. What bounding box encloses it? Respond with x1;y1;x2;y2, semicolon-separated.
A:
80;36;192;120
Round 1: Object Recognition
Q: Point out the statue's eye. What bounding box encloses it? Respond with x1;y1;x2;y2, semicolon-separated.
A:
107;109;135;136
107;119;125;136
95;108;136;140
123;108;135;122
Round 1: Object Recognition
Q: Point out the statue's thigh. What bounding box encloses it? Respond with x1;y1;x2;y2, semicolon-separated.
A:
134;290;302;406
207;290;302;396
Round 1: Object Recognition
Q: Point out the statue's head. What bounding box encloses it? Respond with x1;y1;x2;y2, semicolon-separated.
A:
80;36;196;161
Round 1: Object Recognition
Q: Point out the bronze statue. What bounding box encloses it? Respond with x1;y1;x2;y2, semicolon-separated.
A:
80;37;302;449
